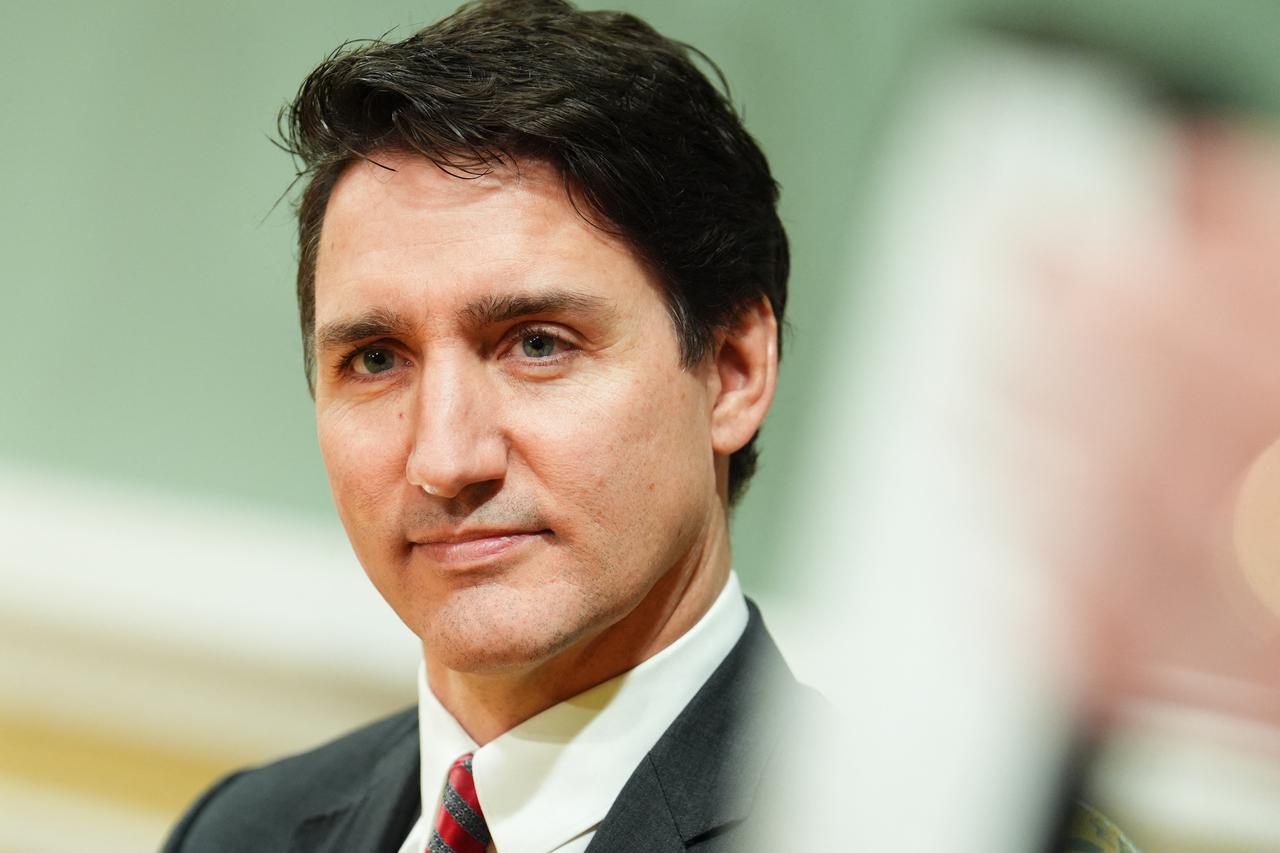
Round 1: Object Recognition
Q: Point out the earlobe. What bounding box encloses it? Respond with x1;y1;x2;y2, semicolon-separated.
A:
710;297;778;455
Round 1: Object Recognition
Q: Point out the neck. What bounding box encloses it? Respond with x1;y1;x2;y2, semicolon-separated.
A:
425;519;732;745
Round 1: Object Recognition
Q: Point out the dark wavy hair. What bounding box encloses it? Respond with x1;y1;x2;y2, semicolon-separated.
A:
280;0;788;504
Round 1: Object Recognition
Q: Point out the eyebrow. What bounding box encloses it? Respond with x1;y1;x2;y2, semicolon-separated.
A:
457;289;617;330
315;289;617;354
315;307;415;354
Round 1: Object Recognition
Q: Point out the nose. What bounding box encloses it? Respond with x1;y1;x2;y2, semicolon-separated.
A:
405;358;508;500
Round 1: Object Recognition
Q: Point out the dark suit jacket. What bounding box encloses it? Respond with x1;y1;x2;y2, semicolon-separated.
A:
162;602;822;852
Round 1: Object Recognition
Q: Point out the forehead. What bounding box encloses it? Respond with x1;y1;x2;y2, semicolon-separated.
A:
314;153;653;324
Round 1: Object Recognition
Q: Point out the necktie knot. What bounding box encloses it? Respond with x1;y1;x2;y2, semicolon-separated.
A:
427;752;491;853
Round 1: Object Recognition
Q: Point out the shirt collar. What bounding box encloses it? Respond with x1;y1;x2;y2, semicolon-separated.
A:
417;571;749;853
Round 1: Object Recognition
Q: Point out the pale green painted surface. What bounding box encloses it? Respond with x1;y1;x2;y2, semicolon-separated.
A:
3;0;1277;590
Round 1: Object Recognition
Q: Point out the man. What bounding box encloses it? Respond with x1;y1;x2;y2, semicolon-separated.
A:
163;1;813;850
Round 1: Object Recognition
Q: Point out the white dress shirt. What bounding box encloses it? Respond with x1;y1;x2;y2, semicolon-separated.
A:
397;572;748;853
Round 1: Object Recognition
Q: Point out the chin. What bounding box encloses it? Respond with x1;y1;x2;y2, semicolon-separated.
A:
428;636;570;675
417;579;605;673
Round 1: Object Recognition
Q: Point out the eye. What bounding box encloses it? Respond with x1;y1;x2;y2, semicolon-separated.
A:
352;348;401;375
506;325;576;368
521;331;559;359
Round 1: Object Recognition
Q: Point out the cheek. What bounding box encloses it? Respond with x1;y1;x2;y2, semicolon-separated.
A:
529;370;713;537
317;406;409;530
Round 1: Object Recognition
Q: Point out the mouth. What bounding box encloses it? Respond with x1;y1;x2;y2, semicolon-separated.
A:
413;529;551;567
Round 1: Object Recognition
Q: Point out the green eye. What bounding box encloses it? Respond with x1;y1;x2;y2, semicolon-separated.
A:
359;349;398;374
521;333;557;358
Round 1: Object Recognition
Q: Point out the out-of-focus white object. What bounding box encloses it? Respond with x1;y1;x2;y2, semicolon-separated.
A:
776;32;1280;851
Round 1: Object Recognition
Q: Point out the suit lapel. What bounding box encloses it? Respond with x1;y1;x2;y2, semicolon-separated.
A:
581;757;688;851
289;715;422;853
587;602;798;851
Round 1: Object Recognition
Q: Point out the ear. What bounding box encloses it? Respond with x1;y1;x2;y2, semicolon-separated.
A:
710;296;779;455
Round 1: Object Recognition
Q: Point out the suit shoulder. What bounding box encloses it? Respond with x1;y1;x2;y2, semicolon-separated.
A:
162;706;417;852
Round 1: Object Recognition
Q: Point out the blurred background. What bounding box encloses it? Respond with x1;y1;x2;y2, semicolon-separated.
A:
4;1;1280;851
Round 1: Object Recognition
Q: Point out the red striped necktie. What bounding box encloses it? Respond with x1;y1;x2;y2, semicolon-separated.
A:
427;752;491;853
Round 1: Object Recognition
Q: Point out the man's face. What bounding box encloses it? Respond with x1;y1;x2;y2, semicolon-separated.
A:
312;153;724;674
